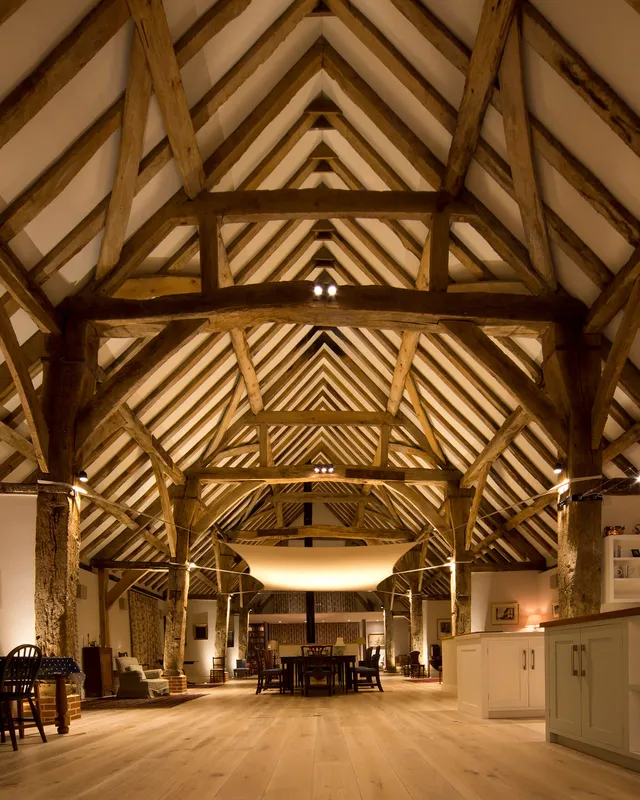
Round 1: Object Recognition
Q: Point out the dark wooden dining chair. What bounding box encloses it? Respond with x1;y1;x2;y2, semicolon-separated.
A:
233;659;250;679
1;644;47;752
352;646;383;692
408;650;426;678
301;655;334;696
429;644;443;683
300;645;333;657
255;651;284;695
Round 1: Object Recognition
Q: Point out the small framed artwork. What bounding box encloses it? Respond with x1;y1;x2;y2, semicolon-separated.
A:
491;602;519;625
552;602;560;619
227;628;235;648
368;633;384;649
632;549;640;557
193;623;208;640
437;619;452;639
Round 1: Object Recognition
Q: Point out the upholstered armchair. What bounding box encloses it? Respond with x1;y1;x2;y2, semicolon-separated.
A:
115;657;170;699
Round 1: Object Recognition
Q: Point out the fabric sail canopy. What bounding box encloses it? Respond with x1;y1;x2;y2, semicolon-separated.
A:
227;542;416;592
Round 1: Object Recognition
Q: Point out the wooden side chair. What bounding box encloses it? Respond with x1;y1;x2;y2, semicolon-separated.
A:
300;645;333;657
1;644;47;752
209;656;226;684
408;650;426;678
233;659;250;679
255;651;284;695
352;647;383;692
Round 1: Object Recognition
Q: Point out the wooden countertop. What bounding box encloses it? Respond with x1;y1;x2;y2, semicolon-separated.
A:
541;605;640;628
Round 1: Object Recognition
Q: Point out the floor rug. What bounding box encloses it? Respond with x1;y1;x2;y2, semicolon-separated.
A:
81;693;206;711
403;677;441;683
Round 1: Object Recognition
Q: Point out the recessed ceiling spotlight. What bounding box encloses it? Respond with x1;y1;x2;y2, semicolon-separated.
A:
327;283;337;296
553;461;564;475
313;283;323;296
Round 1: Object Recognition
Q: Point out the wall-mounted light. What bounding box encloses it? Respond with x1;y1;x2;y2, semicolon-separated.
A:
313;463;334;474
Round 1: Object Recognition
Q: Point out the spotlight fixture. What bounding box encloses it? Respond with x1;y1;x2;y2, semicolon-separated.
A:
636;475;640;484
313;465;321;474
77;470;89;483
327;465;334;473
313;283;324;297
313;463;334;474
188;562;197;571
321;465;328;473
553;461;564;475
327;282;337;296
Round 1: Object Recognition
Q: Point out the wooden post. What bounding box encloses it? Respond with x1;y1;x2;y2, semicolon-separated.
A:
237;606;249;661
378;576;396;672
35;320;98;658
98;568;110;649
447;481;474;636
163;477;200;687
553;327;603;617
213;593;229;668
409;588;424;664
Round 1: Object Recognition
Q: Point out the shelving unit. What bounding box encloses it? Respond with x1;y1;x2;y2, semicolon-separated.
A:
603;535;640;604
248;622;266;674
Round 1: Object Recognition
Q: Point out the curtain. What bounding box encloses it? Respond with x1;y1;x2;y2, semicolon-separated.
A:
129;591;162;669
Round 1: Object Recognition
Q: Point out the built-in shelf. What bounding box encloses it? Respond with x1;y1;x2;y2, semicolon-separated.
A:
604;536;640;604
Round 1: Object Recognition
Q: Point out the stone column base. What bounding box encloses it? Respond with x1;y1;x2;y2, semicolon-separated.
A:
166;674;188;694
35;682;81;724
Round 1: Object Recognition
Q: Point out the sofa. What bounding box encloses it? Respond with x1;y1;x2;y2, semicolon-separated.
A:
115;657;170;699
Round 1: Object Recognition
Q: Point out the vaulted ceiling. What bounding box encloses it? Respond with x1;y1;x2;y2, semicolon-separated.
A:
1;0;640;600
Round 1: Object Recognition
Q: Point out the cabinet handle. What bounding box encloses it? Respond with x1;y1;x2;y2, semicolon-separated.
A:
571;644;579;676
523;649;527;670
580;644;586;677
531;649;535;670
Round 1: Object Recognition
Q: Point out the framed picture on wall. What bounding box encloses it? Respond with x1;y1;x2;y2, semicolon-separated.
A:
193;624;208;640
227;628;234;648
491;602;519;625
368;633;384;649
437;619;452;639
552;602;560;619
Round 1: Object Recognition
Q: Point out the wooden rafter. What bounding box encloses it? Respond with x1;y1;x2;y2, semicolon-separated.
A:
442;0;516;197
127;0;205;198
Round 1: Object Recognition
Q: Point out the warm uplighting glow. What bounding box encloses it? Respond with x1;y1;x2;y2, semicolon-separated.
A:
321;465;328;473
557;480;570;494
328;465;334;473
526;613;542;630
313;463;334;474
73;485;88;495
188;562;197;571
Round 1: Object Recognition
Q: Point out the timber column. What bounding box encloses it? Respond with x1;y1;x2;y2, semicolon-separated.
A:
35;320;98;658
163;477;201;692
378;575;396;672
551;327;603;617
212;541;236;677
409;587;424;663
447;482;473;636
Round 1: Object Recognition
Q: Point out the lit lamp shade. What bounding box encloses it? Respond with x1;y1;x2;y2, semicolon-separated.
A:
527;614;542;629
335;637;345;647
355;636;366;646
268;640;279;650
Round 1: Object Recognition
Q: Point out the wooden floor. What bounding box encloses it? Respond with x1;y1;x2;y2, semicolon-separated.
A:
2;676;640;799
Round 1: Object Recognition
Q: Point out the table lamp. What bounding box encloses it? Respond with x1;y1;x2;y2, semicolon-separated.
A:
335;636;345;655
526;614;542;630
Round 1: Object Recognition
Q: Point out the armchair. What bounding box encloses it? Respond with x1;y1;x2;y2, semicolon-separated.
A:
115;657;169;699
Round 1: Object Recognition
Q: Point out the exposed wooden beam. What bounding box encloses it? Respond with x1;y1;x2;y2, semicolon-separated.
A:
503;491;556;531
200;374;245;464
191;481;264;538
76;319;206;448
603;422;640;463
234;525;412;541
498;14;556;290
246;410;401;427
193;465;462;485
180;189;473;223
93;560;170;571
150;454;177;557
96;28;152;281
106;570;149;610
471;560;546;572
118;404;184;485
522;1;640;160
592;279;640;447
198;214;221;293
0;304;48;470
269;492;369;504
0;0;129;149
420;211;450;292
127;0;205;198
441;320;568;453
0;241;60;334
465;462;490;548
73;283;585;333
585;245;640;333
0;419;36;463
461;406;530;488
442;0;516;196
406;373;446;466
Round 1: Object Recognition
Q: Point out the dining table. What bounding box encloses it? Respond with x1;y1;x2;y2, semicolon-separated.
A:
0;656;83;735
280;654;357;694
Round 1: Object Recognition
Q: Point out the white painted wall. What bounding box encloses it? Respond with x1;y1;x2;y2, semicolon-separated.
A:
393;615;410;656
425;598;451;654
471;571;552;632
602;495;640;531
0;495;36;652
